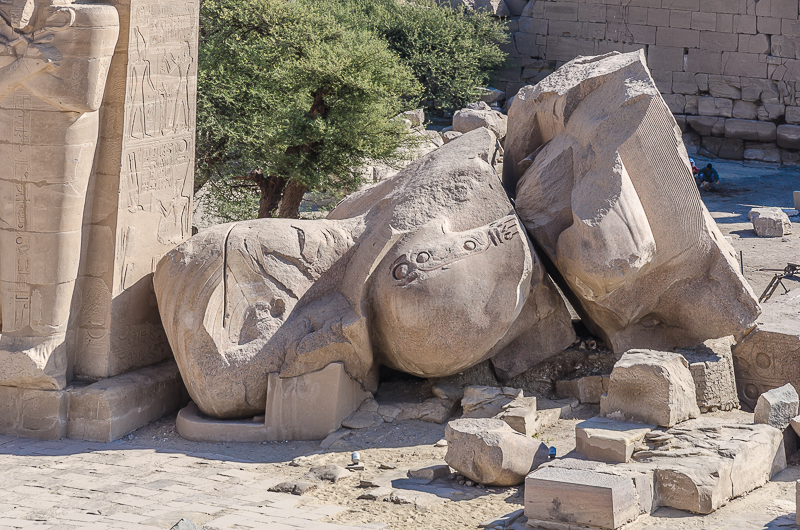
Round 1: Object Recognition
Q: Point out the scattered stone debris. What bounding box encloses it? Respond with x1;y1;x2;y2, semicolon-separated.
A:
749;207;793;237
526;415;784;528
445;418;548;486
462;386;523;418
600;350;700;427
479;508;524;529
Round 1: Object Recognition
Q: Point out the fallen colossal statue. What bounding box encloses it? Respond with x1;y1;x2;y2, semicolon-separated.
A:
154;128;576;422
503;50;760;354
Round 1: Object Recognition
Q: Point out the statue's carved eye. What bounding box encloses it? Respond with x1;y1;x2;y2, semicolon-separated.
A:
464;240;476;251
393;263;410;280
416;252;430;264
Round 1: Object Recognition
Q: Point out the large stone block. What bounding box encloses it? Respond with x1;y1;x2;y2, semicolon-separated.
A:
687;116;726;136
678;337;740;413
0;386;68;440
505;51;759;355
755;383;799;431
67;361;187;442
733;288;800;410
445;418;548;486
156;129;575;420
576;417;654;463
73;0;199;382
525;463;644;529
777;125;800;149
452;107;508;140
724;119;777;141
749;207;793;238
600;350;700;427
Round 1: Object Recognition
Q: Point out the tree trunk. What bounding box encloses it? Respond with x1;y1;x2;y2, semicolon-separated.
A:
248;169;286;218
277;180;308;219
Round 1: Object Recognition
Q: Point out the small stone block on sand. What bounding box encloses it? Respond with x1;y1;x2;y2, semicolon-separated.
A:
576;417;654;463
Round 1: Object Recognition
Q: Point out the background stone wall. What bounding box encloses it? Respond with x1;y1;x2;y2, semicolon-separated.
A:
492;0;800;164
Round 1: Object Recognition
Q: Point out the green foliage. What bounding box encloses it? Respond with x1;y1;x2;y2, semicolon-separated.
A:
195;0;508;223
333;0;509;113
196;0;423;222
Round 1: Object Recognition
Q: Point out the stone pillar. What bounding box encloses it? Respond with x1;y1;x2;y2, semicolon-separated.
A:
0;1;120;390
75;0;199;381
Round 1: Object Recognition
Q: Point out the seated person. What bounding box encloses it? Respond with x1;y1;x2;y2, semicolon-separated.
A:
697;163;720;191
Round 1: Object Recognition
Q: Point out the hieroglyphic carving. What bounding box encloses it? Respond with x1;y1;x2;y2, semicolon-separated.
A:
0;2;120;389
74;0;198;381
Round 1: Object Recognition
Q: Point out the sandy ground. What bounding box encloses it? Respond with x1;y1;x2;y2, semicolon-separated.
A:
117;159;800;529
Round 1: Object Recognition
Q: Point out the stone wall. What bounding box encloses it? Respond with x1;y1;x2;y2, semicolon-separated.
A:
492;0;800;164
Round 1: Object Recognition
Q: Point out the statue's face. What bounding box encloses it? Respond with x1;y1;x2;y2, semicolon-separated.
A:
0;0;36;30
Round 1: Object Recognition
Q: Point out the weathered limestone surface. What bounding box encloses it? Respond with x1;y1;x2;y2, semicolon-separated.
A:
67;361;187;442
677;337;740;413
733;288;800;410
556;375;610;404
506;51;760;354
176;362;369;442
0;386;69;440
600;350;700;428
749;207;794;237
75;0;199;381
155;129;575;420
754;383;799;431
576;416;654;464
527;415;784;528
445;418;548;486
0;1;119;390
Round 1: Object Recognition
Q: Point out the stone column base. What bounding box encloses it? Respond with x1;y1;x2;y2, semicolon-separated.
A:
0;360;187;442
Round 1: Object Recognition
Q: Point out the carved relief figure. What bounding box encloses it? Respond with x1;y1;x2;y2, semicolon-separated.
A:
0;0;119;388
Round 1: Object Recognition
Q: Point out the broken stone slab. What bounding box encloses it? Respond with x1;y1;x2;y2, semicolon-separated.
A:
445;418;548;486
576;417;654;464
555;375;610;404
303;465;351;483
408;463;451;481
527;414;784;527
600;350;700;428
269;481;318;496
452;107;508;140
754;383;799;431
733;288;800;410
506;51;759;355
677;337;740;413
495;396;538;435
461;386;523;418
749;207;793;238
341;410;384;430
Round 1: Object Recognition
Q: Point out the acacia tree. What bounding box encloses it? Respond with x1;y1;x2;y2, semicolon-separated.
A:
196;0;423;220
